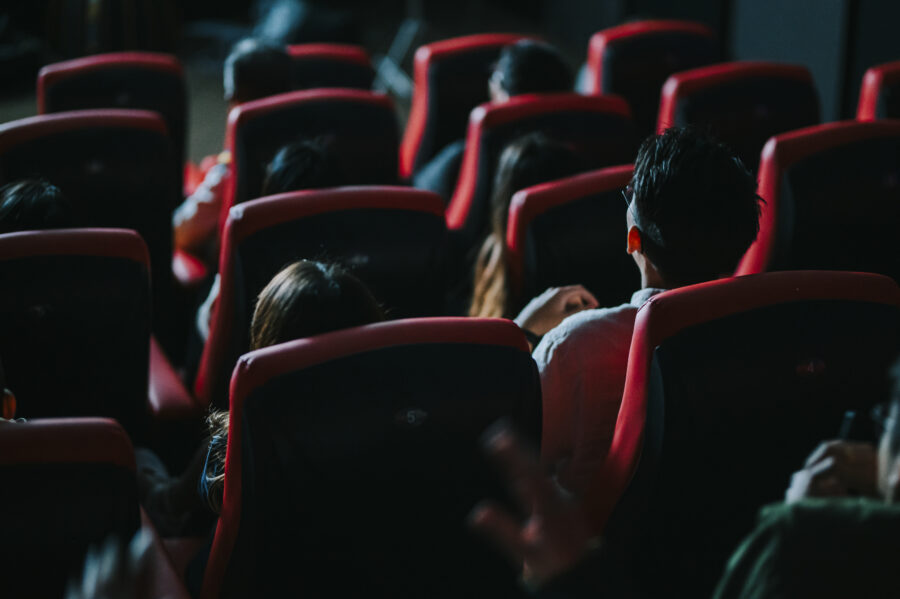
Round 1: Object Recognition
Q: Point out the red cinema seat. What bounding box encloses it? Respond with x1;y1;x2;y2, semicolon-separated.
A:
200;318;541;599
286;43;375;90
37;52;188;166
506;164;639;309
0;229;150;436
446;93;638;246
585;20;719;137
0;418;190;599
657;61;820;171
400;33;531;179
222;89;399;231
858;60;900;121
0;109;181;347
738;120;900;282
584;271;900;597
194;187;448;408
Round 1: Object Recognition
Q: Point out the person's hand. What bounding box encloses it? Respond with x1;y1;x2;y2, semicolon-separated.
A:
514;285;599;338
468;422;593;587
785;440;878;503
66;531;152;599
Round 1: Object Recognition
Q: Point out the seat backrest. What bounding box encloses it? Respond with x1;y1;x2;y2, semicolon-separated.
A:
201;318;541;599
447;93;638;246
738;120;900;281
286;43;375;90
0;109;179;339
399;33;530;179
586;271;900;597
858;60;900;121
0;229;151;436
586;20;719;138
37;52;187;166
657;61;820;171
195;187;448;408
0;418;140;599
507;164;639;308
223;89;399;229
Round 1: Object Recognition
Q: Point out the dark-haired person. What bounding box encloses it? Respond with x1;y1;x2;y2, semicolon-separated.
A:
470;358;900;598
516;127;762;494
0;179;72;233
469;132;595;319
174;38;293;259
413;39;575;203
193;138;340;346
260;139;340;197
143;260;383;535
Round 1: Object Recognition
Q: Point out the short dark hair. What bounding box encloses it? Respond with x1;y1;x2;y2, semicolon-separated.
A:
493;40;573;97
630;127;762;287
0;179;72;234
261;140;341;197
224;38;292;104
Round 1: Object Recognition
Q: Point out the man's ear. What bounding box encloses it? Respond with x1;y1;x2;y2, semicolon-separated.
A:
627;226;643;254
1;389;15;420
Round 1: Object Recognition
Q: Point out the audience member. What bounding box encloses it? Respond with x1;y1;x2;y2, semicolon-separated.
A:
0;179;72;233
413;39;574;202
192;138;341;346
469;358;900;598
469;132;593;318
515;127;762;493
173;38;293;258
142;260;384;538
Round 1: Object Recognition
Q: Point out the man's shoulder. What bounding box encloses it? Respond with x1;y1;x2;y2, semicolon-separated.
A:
536;302;639;361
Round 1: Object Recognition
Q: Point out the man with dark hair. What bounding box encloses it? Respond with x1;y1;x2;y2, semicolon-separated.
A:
174;38;292;258
515;127;762;494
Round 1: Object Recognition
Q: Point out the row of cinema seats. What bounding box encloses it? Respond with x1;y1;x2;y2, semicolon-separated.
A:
3;269;897;597
1;21;900;599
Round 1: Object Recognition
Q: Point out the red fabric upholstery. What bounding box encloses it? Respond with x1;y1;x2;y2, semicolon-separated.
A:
857;60;900;120
586;270;900;535
399;33;530;179
445;92;635;241
657;61;819;170
586;20;716;94
140;510;193;599
201;317;531;599
148;336;202;421
737;119;900;276
0;229;156;434
0;227;148;263
0;417;135;468
506;164;633;296
285;43;375;90
36;51;183;112
193;186;447;408
0;108;167;148
286;43;371;65
221;88;399;235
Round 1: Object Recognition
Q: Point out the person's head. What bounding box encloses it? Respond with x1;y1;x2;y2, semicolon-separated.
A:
250;259;385;350
878;358;900;502
625;127;762;289
470;133;581;319
488;132;581;238
489;40;574;103
261;139;341;197
224;38;292;106
0;179;71;234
